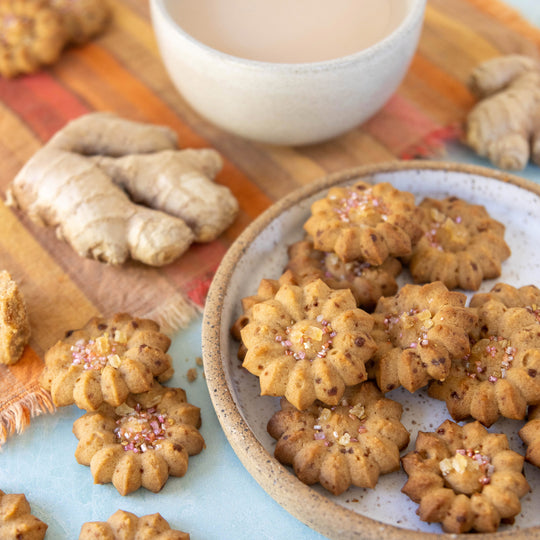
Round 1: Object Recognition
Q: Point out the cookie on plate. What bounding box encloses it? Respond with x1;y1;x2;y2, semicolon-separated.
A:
267;381;409;495
518;404;540;468
40;312;173;410
286;238;402;312
240;279;377;410
402;419;529;533
79;509;189;540
407;197;511;290
303;181;422;265
0;489;47;539
429;283;540;426
370;281;477;393
73;383;204;496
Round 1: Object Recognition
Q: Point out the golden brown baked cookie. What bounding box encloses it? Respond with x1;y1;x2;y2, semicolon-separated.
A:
402;419;529;533
0;270;30;365
79;510;189;540
429;283;540;426
370;281;477;393
285;238;402;312
0;0;66;77
408;197;511;290
267;381;409;495
50;0;110;45
230;271;297;346
40;312;173;410
241;279;377;410
303;181;422;265
0;489;47;539
73;382;204;496
518;404;540;468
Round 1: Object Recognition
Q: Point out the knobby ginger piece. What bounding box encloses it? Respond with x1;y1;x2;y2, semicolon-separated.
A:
465;54;540;170
6;112;239;266
0;270;31;365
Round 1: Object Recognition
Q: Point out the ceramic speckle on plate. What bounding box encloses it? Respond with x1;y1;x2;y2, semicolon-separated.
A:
202;161;540;540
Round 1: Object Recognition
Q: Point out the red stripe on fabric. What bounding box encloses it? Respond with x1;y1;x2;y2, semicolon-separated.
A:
0;72;89;141
366;94;443;155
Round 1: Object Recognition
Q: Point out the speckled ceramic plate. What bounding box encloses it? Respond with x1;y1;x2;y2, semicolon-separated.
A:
202;161;540;540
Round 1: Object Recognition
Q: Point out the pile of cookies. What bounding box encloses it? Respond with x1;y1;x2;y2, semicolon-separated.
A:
232;179;540;534
0;309;203;538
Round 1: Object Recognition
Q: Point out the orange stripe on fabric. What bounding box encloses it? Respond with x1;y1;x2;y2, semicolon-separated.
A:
54;44;272;220
464;0;540;49
408;55;476;110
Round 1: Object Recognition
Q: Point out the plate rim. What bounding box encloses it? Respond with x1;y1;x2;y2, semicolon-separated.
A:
202;160;540;540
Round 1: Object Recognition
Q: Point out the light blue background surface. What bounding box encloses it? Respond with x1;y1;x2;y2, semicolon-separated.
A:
2;2;540;539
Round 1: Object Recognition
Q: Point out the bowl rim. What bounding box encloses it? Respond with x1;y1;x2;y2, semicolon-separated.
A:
202;160;540;540
150;0;427;72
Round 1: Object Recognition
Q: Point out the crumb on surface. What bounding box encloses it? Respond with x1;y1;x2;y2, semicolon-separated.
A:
186;367;197;382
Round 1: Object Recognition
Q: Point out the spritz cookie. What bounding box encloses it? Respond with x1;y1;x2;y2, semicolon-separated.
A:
402;419;529;533
241;279;376;410
267;381;409;495
40;313;173;410
303;181;421;265
73;383;204;495
408;197;510;290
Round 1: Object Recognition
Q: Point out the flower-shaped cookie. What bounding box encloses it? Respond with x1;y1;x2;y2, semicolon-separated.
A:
267;381;410;495
370;281;477;393
73;383;204;495
408;197;511;290
0;0;66;78
0;489;47;539
79;510;189;540
286;238;402;312
402;420;529;533
240;279;377;410
519;404;540;468
40;313;173;410
429;283;540;426
303;181;422;265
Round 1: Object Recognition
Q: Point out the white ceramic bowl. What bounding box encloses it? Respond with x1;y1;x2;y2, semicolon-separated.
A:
150;0;426;146
202;161;540;539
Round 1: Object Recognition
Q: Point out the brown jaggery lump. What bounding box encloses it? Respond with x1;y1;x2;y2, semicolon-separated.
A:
0;270;30;365
0;0;66;78
267;381;409;495
408;197;511;291
429;283;540;426
79;510;189;540
402;419;529;534
40;312;173;410
518;404;540;468
0;489;47;539
73;383;204;496
303;181;422;265
50;0;110;45
285;238;402;312
370;281;477;393
240;279;377;410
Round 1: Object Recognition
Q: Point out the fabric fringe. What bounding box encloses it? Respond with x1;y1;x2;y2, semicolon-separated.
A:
141;291;202;337
0;385;55;448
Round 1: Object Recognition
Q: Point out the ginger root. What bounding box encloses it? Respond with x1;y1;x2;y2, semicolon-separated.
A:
6;112;239;266
465;54;540;170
